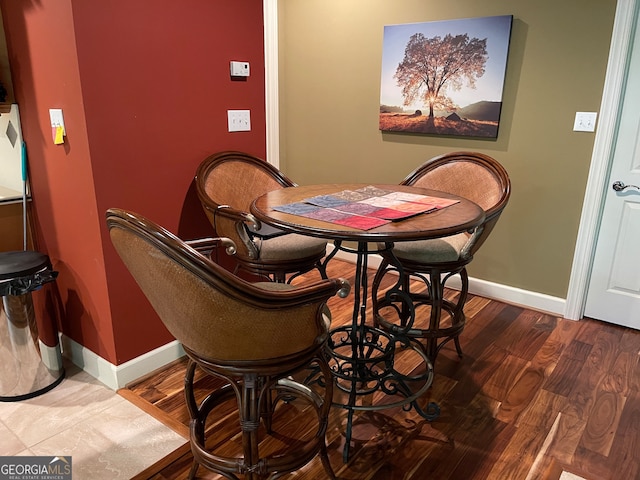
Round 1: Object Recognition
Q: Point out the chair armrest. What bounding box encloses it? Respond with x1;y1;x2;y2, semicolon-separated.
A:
211;205;264;259
247;277;351;308
207;204;260;230
185;237;237;257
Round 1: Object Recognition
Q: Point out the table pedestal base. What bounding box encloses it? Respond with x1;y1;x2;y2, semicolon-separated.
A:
327;325;439;462
322;241;440;462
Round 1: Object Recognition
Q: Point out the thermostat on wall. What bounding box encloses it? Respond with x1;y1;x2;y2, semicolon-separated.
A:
230;61;250;77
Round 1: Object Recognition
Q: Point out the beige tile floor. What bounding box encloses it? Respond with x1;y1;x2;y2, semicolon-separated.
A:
0;360;187;479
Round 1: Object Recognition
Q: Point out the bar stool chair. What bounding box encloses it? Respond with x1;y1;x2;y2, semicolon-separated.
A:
372;152;510;364
196;151;328;283
106;208;349;479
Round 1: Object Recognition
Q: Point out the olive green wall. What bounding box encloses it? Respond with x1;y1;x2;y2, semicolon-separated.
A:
277;0;617;299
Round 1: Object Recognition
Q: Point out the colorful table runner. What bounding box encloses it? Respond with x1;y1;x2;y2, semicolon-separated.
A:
272;186;459;230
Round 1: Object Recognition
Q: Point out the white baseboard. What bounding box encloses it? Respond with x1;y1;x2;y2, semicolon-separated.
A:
61;335;185;391
61;248;567;390
330;248;567;318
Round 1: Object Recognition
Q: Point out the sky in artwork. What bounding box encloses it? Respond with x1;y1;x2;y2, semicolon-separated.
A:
380;15;512;110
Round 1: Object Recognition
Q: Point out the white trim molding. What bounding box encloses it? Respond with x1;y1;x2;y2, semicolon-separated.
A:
565;0;638;320
264;0;280;168
331;248;566;317
61;335;185;390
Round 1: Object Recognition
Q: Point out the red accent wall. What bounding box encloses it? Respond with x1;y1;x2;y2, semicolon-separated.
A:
0;0;266;364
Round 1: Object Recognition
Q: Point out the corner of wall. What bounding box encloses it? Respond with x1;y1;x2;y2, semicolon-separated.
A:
61;335;185;390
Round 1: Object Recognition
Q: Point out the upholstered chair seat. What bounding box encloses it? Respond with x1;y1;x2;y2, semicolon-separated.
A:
391;233;470;263
254;233;327;262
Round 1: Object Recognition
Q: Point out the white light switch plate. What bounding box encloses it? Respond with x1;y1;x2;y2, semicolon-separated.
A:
49;108;65;133
573;112;597;132
227;110;251;132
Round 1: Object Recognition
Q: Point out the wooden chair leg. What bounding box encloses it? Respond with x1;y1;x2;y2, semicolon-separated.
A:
317;356;337;480
184;359;206;479
261;379;274;433
425;268;444;361
452;267;469;358
454;336;464;358
239;373;262;479
187;460;199;480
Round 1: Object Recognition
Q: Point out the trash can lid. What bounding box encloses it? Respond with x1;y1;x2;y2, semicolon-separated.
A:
0;251;52;280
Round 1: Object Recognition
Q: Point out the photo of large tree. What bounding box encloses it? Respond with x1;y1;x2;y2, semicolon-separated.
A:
380;15;512;138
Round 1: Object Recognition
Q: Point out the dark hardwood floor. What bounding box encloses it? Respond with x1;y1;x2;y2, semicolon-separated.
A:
120;259;640;480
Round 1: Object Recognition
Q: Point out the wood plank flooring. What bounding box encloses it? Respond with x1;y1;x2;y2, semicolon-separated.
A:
120;259;640;479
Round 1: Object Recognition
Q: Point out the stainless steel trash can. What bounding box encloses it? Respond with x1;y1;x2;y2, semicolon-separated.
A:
0;251;65;401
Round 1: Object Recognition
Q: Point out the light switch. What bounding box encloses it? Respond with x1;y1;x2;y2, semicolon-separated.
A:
49;109;66;144
573;112;597;132
227;110;251;132
49;109;65;132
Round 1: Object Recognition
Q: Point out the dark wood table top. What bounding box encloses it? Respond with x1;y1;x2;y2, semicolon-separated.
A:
251;183;485;243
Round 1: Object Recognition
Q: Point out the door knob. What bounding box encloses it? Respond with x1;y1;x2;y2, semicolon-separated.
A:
612;181;640;192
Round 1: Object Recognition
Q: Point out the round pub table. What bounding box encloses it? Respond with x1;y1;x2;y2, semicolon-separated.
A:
251;183;484;461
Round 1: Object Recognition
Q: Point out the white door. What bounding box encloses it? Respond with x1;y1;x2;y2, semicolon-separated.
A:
584;16;640;329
